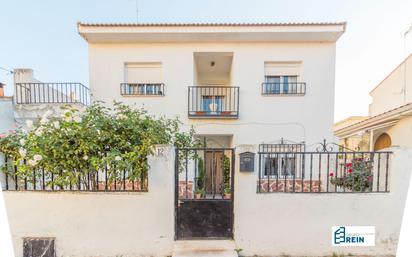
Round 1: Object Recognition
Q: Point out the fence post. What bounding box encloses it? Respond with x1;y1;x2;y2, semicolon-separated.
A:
0;153;5;190
148;145;175;193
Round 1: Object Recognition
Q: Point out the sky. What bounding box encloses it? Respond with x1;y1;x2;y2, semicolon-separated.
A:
0;0;412;121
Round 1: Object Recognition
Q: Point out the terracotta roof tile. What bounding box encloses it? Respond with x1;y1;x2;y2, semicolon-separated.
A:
77;22;346;27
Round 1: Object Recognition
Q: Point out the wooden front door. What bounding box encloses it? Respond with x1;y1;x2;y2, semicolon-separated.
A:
204;151;224;195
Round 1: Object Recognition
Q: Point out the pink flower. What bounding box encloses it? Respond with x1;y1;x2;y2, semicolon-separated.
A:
329;172;334;177
346;163;353;167
0;134;6;138
348;169;353;173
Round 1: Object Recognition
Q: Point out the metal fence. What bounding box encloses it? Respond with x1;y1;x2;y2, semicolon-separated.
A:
261;82;306;95
15;83;90;105
1;156;147;192
176;148;235;200
257;143;391;193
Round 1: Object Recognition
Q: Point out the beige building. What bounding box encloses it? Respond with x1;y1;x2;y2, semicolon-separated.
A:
78;22;345;147
335;53;412;151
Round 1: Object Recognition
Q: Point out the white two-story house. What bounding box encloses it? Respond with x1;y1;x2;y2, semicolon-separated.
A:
78;22;345;149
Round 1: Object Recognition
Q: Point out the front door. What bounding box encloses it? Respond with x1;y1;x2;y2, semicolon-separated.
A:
175;148;234;239
204;150;224;194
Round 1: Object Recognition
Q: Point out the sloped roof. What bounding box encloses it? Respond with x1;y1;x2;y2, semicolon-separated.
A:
335;102;412;137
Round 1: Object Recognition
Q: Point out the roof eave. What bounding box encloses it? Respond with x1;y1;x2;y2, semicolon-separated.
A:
77;22;346;43
335;104;412;137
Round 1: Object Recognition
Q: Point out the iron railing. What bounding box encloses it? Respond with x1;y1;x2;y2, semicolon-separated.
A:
1;155;147;192
188;86;239;118
261;82;306;95
15;83;90;105
176;148;235;200
257;141;391;193
120;83;165;96
259;138;306;153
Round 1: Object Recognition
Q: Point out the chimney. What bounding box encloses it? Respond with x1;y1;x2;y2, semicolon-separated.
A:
0;82;5;97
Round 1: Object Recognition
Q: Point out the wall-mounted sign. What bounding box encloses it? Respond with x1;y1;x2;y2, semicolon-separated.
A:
239;152;255;172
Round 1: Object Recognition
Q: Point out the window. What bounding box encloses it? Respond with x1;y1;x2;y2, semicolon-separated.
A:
264;75;298;94
23;238;55;257
122;62;164;96
263;61;304;95
264;155;297;178
259;141;305;178
202;96;224;113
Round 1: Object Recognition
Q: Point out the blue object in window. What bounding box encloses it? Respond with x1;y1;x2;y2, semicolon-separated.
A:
202;96;213;113
146;84;154;95
283;76;289;93
215;96;223;112
265;76;280;94
202;96;223;114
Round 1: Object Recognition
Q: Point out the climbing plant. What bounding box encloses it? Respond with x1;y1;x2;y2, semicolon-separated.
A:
0;101;198;188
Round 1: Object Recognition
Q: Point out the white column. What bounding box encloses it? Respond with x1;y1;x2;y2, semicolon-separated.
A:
369;130;374;151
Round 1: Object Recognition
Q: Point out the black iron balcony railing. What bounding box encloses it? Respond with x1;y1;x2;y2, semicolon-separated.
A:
120;83;165;96
261;82;306;95
15;83;90;105
188;86;239;118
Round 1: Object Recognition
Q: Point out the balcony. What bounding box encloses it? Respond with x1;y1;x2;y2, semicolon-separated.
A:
120;83;165;96
188;86;239;119
15;83;90;105
261;82;306;95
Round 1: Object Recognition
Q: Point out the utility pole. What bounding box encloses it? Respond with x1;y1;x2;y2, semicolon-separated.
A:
135;0;139;23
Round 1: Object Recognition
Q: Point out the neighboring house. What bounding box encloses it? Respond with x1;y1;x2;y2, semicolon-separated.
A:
335;53;412;151
0;83;14;134
333;116;369;150
11;68;90;123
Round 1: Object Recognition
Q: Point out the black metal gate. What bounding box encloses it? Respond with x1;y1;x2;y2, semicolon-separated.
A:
175;148;235;239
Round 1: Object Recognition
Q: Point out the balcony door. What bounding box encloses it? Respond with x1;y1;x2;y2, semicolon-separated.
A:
202;95;224;114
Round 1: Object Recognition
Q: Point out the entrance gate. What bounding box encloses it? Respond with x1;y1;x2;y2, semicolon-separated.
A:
175;148;235;239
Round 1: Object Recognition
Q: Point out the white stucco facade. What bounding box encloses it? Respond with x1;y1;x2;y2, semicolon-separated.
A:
81;23;345;147
369;54;412;116
0;97;14;134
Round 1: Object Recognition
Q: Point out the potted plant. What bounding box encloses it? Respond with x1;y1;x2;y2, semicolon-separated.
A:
223;187;231;199
195;188;205;199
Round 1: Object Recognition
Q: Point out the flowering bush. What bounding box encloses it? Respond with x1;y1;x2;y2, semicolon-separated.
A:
330;158;374;192
0;102;199;188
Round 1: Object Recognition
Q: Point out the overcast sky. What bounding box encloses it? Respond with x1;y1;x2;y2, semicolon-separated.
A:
1;0;411;121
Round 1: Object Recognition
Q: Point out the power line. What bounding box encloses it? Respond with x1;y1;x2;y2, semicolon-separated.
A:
0;67;13;74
